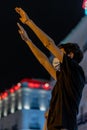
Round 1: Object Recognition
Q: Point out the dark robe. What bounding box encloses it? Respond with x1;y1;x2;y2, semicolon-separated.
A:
47;55;85;130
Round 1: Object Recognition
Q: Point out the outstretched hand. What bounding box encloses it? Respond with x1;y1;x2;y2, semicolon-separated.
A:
15;7;30;24
17;22;30;42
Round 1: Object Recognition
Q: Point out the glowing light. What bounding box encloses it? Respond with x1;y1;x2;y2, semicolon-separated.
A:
18;102;22;110
4;110;7;116
11;106;15;113
1;92;8;99
20;78;52;90
14;84;21;91
17;82;21;87
24;104;30;110
85;9;87;15
40;105;46;111
9;88;15;93
28;82;40;88
42;83;51;90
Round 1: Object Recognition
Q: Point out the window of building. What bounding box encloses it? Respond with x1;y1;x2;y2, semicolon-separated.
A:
30;97;39;109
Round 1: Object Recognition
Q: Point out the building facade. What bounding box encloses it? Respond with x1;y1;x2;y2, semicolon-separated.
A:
0;79;51;130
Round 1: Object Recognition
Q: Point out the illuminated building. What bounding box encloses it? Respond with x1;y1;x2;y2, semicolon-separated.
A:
0;78;51;130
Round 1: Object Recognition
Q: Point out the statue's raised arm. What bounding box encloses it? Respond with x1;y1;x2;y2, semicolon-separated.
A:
17;23;57;80
15;7;63;63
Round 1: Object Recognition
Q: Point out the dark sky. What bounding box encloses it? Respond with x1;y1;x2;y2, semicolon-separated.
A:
0;0;84;92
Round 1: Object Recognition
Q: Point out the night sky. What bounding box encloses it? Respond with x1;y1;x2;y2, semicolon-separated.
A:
0;0;84;92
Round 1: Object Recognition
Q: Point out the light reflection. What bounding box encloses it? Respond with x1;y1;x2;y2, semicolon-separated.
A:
18;102;22;110
40;105;46;111
11;105;15;113
24;104;30;110
4;110;7;116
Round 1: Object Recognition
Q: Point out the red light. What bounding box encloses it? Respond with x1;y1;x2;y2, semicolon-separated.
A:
1;92;8;99
42;83;51;90
4;92;8;97
9;88;15;93
20;78;42;84
28;82;40;88
14;85;21;91
20;78;52;90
